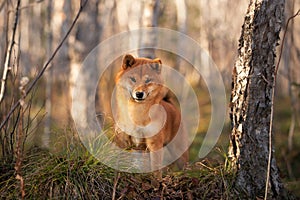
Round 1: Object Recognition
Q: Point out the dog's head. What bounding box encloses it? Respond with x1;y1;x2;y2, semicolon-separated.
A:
116;54;167;102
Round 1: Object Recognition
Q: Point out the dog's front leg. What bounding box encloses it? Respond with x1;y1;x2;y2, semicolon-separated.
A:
147;138;164;179
149;150;163;179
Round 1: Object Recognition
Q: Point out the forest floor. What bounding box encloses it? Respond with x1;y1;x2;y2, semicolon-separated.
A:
0;91;299;199
0;146;234;199
0;141;299;199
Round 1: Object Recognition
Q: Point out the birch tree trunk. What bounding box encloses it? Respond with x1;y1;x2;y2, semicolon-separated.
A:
228;0;286;198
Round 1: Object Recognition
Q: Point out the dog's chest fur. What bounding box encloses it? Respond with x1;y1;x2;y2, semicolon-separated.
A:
131;137;146;149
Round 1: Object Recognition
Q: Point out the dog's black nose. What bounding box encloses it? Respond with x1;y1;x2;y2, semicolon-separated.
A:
135;91;144;99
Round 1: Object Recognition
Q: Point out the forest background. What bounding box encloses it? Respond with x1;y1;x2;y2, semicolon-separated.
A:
0;0;299;198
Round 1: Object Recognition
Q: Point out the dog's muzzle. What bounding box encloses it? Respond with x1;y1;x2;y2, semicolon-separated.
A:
132;91;146;102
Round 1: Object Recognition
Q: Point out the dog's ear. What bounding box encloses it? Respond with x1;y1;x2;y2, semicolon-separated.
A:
122;54;135;70
151;58;162;73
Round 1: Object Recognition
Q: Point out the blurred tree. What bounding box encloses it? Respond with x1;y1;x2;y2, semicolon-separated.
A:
96;0;119;123
44;0;53;148
69;0;101;129
43;0;73;145
228;0;287;198
281;0;300;179
138;0;160;58
0;0;21;162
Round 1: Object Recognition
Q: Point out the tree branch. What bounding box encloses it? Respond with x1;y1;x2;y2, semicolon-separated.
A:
0;0;89;131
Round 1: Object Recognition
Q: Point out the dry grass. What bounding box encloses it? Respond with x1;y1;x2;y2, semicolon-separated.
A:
0;142;238;199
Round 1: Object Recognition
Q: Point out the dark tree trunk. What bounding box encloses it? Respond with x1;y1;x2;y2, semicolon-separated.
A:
228;0;287;198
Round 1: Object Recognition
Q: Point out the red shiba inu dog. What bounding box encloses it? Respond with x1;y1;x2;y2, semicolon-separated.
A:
113;54;188;177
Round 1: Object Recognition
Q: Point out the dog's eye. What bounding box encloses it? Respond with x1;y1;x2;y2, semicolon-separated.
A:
130;77;136;82
145;78;152;84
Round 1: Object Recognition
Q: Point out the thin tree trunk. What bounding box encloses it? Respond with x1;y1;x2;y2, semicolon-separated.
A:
228;0;286;198
97;0;117;120
43;0;53;148
69;0;100;129
138;0;160;58
0;0;21;103
174;0;186;71
285;0;296;180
